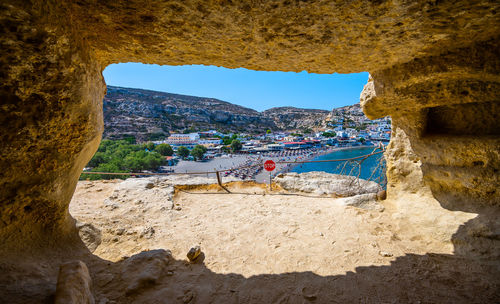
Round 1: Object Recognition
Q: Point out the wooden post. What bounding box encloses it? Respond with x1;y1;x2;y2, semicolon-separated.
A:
269;171;272;191
216;171;230;193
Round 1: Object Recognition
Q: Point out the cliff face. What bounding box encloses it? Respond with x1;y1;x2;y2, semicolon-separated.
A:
103;86;275;139
103;86;331;140
262;107;330;130
0;0;499;302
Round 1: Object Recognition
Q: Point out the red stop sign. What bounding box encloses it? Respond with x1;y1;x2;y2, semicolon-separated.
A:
264;160;276;171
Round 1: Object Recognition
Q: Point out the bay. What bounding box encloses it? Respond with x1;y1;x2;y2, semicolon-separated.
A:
291;147;386;186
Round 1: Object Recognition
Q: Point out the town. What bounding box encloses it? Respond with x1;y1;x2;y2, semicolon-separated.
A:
153;116;391;159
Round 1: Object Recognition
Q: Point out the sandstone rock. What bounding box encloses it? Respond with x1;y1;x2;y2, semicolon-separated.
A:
76;222;102;253
55;260;94;304
377;190;387;201
187;246;201;262
140;226;155;239
379;251;393;257
1;1;500;302
120;250;172;295
115;228;125;236
301;286;317;300
274;172;382;197
337;193;386;211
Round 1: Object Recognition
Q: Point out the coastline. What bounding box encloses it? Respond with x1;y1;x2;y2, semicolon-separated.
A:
254;145;377;183
171;144;380;184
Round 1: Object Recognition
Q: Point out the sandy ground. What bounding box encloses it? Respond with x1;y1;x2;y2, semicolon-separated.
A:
68;178;499;303
174;155;249;175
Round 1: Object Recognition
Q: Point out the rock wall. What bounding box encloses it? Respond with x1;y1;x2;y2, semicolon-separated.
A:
361;38;500;210
0;0;499;302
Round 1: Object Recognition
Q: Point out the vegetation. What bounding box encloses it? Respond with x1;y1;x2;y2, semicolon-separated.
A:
300;127;313;134
222;134;238;145
154;143;173;156
322;131;336;137
190;145;207;160
230;139;242;152
146;132;167;141
80;139;166;180
176;146;190;159
142;142;155;151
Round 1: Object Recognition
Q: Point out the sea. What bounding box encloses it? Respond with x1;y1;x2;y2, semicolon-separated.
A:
291;146;386;186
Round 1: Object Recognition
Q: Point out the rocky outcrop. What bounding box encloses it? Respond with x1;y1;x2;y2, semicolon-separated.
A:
55;261;94;304
262;107;330;131
274;172;382;197
361;40;500;209
103;86;277;139
103;86;332;140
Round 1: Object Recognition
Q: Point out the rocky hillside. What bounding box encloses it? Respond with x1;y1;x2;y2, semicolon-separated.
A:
102;86;330;140
262;107;330;130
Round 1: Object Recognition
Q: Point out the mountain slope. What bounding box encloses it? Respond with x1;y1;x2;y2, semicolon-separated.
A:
102;86;331;140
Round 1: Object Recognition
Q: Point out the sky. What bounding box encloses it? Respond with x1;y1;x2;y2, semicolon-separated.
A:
103;63;369;112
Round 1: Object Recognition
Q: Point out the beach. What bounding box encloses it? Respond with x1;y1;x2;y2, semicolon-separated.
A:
172;145;379;183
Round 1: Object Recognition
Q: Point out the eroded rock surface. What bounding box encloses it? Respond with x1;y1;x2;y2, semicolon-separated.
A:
55;260;94;304
1;0;499;303
274;172;382;197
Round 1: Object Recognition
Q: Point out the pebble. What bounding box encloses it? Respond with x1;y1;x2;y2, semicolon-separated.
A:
187;246;201;262
379;251;393;257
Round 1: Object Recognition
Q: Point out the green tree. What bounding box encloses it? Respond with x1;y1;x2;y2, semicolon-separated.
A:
176;146;190;159
358;137;366;143
190;145;207;161
154;143;173;156
230;139;242;152
222;136;232;145
266;129;271;134
142;142;155;151
322;132;336;138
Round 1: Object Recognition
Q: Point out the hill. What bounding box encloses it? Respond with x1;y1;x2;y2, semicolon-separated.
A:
102;86;331;141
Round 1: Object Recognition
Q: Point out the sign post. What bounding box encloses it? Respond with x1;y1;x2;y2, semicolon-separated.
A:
264;160;276;191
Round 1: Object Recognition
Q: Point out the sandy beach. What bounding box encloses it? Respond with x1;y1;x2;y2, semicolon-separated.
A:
173;145;378;183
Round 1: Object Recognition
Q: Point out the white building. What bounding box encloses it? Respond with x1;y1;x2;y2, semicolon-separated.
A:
165;133;200;144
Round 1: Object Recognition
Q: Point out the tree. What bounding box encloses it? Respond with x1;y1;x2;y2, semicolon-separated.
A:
266;129;271;134
230;139;242;152
154;143;173;156
322;131;336;138
176;146;190;159
359;137;366;143
190;145;207;160
142;142;155;151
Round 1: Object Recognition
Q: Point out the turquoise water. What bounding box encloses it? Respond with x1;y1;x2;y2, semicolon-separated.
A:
291;147;386;186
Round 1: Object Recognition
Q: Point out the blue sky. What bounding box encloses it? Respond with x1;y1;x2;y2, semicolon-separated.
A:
103;63;368;112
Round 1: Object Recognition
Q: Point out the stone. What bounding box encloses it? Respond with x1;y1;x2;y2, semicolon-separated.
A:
377;190;387;201
76;222;102;253
140;227;155;239
54;260;95;304
301;286;317;300
274;172;382;197
187;246;202;262
379;251;393;257
115;228;125;236
337;193;383;211
120;250;172;295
